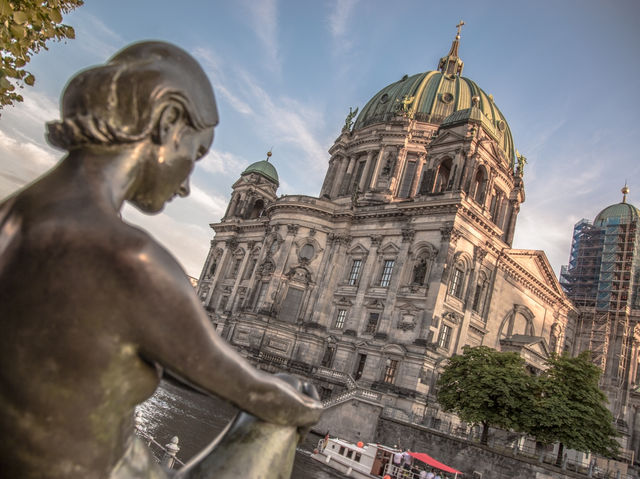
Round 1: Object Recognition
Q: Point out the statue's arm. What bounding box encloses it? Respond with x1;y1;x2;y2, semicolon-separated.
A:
130;246;322;427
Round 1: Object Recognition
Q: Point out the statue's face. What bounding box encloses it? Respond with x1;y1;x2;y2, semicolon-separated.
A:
131;126;214;213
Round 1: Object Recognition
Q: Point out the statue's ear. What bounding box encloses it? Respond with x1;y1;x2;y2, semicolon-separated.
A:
152;102;184;145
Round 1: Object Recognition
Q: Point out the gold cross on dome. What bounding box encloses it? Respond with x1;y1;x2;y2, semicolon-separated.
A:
456;20;465;36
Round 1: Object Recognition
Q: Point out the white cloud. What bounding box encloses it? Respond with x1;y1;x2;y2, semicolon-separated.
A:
239;0;281;73
199;149;249;176
73;12;125;60
188;183;228;217
328;0;359;39
0;129;59;199
238;71;327;175
193;47;254;116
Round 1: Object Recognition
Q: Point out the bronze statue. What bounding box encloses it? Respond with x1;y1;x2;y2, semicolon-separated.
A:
342;106;358;132
0;41;322;479
516;149;528;177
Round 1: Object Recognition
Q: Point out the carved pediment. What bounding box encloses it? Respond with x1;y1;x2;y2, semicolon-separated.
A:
335;296;354;306
382;343;407;355
504;249;564;297
366;299;385;309
500;334;550;361
442;311;462;325
285;266;312;284
430;130;466;146
347;243;369;255
379;242;400;254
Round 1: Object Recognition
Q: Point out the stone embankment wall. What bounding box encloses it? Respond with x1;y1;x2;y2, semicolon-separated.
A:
376;417;584;479
312;400;383;443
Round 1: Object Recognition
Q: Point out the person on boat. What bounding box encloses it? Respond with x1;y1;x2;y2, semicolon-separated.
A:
0;41;322;479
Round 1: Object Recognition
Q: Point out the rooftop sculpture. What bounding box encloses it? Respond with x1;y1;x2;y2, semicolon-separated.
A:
0;41;322;479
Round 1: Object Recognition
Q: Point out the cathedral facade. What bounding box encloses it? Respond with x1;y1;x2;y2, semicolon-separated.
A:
196;30;575;439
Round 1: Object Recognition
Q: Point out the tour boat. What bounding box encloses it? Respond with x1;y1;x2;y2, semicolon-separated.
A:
310;436;463;478
311;436;399;478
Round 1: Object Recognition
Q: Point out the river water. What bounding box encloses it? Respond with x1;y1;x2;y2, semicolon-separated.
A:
135;379;346;479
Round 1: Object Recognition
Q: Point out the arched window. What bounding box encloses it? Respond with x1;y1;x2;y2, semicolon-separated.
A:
471;272;488;315
411;248;436;286
448;267;464;298
471;167;487;205
447;255;469;300
247;198;265;219
498;305;535;340
434;158;452;192
490;188;505;222
398;159;417;198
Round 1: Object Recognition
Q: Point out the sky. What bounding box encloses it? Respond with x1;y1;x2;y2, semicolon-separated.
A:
1;0;639;279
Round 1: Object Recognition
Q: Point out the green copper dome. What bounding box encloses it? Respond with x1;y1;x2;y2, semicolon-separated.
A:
241;159;279;185
595;202;640;226
352;29;515;166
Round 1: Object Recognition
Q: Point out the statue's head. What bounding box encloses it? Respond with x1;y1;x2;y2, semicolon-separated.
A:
47;41;219;213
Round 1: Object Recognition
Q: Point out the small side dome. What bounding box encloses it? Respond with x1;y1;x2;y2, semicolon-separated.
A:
241;158;279;186
594;203;640;226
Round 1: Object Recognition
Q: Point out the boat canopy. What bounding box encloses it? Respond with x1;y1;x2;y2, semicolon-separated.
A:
407;451;463;475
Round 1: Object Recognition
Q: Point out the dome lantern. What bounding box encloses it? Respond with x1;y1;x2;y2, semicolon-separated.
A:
438;20;465;77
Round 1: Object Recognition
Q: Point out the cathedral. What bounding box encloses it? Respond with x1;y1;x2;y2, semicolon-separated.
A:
561;186;640;457
196;27;578;445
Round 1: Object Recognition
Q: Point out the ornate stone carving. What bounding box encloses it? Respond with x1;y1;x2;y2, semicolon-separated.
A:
329;233;352;246
225;237;239;250
474;245;487;264
442;311;462;325
371;235;383;247
441;226;462;245
259;260;275;275
401;228;415;243
287;224;299;235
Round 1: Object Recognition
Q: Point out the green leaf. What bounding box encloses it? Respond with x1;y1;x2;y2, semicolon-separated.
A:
50;8;62;23
12;10;27;25
0;0;11;18
23;72;34;85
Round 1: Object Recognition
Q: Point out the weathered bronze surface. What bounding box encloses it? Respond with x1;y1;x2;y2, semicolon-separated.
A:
0;41;322;479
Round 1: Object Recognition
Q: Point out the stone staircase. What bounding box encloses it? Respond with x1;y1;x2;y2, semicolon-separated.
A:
315;367;382;408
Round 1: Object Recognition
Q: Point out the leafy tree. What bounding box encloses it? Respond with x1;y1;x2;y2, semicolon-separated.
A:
0;0;83;107
436;345;532;445
528;351;619;465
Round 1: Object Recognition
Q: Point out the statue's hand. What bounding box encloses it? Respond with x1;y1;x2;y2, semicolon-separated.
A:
274;373;323;430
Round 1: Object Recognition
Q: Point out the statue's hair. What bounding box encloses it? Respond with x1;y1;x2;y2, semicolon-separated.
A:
46;41;218;150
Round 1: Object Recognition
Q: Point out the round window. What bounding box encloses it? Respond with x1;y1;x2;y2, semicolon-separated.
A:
380;93;389;104
441;92;454;104
300;244;315;260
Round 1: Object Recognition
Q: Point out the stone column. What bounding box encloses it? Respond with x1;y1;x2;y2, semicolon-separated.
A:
453;245;487;352
339;156;357;196
263;225;297;313
368;148;385;190
378;228;413;337
204;237;236;308
330;156;350;198
409;153;426;197
230;247;252;314
346;235;382;332
309;233;351;327
359;150;376;192
320;157;337;197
